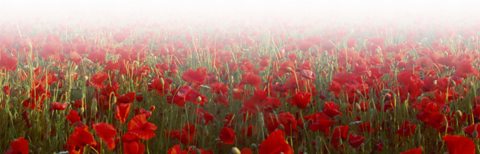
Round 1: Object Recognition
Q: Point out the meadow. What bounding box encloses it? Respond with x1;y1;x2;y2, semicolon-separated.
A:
1;21;479;154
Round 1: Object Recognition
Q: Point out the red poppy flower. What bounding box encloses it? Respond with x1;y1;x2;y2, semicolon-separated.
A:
184;88;207;105
148;77;172;96
442;135;475;154
41;72;58;85
136;94;144;102
196;148;213;154
117;92;136;104
115;103;131;124
69;51;82;64
223;114;234;127
328;72;368;102
51;102;68;111
400;147;422;154
182;67;207;85
122;132;145;154
328;81;342;97
72;99;83;109
89;72;109;89
348;134;365;148
239;60;257;73
167;123;196;145
397;121;417;137
196;108;214;125
219;127;235;145
135;108;153;118
397;71;424;101
331;125;349;148
417;110;446;131
241;148;253;154
454;59;478;78
473;105;480;120
464;124;480;138
5;137;28;154
99;81;120;99
358;121;374;133
259;130;293;154
241;72;262;87
0;52;17;71
168;86;207;107
289;92;312;109
242;125;255;137
88;50;106;63
323;101;341;117
134;65;151;77
214;95;229;106
66;126;97;154
210;82;228;95
3;85;10;96
21;111;31;128
241;90;281;114
26;82;51;109
40;35;62;60
264;113;281;132
167;86;191;107
304;112;334;134
374;142;384;152
278;112;298;134
104;61;119;71
167;144;212;154
127;114;157;140
93;123;117;150
300;69;315;79
167;144;187;154
279;61;295;75
264;112;298;135
114;92;137;123
232;86;245;100
66;110;81;125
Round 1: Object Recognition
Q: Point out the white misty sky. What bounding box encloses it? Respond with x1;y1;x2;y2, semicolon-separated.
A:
1;0;479;24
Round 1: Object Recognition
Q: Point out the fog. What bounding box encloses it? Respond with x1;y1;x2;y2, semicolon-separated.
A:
1;0;479;26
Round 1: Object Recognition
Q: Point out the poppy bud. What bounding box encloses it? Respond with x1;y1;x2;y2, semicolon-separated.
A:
250;143;257;149
160;77;165;86
286;66;294;72
355;103;362;111
231;147;241;154
384;93;392;101
456;110;463;117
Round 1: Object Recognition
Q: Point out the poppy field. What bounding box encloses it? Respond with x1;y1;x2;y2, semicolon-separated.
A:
1;21;480;154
